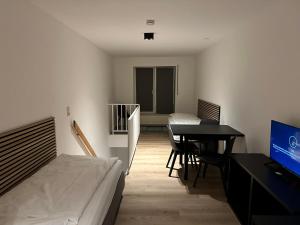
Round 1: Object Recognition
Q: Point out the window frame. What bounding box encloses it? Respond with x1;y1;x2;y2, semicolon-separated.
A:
133;66;177;114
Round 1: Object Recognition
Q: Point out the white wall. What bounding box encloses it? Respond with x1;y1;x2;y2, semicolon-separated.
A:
112;56;197;114
0;1;113;157
195;1;300;155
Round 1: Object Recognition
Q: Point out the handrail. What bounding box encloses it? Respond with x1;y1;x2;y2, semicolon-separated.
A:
108;104;139;105
72;120;97;157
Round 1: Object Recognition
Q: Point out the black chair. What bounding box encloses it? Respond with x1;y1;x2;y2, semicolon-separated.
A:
192;118;219;186
166;125;197;177
193;118;220;156
193;136;236;188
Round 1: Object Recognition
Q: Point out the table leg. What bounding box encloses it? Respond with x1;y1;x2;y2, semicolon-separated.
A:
184;136;188;180
224;136;236;155
223;136;236;193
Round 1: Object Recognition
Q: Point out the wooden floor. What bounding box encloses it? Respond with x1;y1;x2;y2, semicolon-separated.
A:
115;132;240;225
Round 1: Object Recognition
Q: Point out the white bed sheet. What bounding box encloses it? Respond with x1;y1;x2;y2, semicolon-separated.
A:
168;113;201;125
78;160;123;225
0;154;117;225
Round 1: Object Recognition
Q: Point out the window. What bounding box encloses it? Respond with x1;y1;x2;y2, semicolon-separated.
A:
134;66;176;114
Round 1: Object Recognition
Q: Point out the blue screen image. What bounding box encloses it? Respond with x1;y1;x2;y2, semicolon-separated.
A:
270;120;300;176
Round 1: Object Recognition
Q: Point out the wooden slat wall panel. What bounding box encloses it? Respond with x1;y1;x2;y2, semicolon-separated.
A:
0;117;57;196
197;99;221;122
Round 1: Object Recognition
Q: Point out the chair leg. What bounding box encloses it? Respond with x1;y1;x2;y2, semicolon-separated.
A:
169;152;178;177
166;150;174;168
192;153;198;167
193;162;202;187
203;163;208;178
189;153;194;167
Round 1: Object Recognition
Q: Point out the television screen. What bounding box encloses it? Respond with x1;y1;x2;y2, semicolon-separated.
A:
270;120;300;177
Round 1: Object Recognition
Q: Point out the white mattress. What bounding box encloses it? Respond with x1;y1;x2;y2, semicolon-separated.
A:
78;160;123;225
168;113;201;125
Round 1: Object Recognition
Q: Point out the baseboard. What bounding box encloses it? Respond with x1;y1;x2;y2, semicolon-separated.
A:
141;124;167;132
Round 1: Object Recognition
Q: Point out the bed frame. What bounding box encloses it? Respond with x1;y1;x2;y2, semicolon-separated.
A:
0;117;124;225
197;99;221;122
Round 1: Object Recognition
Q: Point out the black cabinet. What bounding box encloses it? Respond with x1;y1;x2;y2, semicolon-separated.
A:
252;215;300;225
227;154;300;225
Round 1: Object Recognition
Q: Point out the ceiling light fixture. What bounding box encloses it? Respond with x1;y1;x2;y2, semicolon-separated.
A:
144;32;154;40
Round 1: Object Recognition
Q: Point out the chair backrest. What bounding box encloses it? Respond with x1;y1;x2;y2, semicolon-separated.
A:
167;125;179;151
200;119;219;154
200;118;219;125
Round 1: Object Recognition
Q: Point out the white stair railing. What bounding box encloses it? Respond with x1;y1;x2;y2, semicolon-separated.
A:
108;104;140;134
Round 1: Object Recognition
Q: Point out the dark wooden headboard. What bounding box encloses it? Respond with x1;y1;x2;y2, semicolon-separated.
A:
0;117;57;196
197;99;221;122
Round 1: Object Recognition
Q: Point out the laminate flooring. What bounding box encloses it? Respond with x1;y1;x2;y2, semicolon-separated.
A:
115;131;240;225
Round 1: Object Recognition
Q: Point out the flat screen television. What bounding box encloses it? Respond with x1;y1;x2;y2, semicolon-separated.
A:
270;120;300;177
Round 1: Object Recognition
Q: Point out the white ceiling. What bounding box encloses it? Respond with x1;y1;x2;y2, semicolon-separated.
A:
30;0;275;56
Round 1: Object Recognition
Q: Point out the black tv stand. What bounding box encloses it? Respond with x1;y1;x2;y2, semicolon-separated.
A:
264;159;277;166
265;160;287;175
227;154;300;225
264;160;300;184
264;160;282;172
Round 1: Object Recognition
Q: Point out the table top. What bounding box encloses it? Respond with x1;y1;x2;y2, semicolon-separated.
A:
170;124;244;137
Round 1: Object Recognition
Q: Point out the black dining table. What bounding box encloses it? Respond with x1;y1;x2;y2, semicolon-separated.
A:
170;124;244;180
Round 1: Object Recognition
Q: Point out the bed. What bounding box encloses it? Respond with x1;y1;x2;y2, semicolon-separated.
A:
168;99;221;125
0;117;124;225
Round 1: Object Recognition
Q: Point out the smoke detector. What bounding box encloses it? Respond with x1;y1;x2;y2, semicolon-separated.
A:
146;19;155;25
